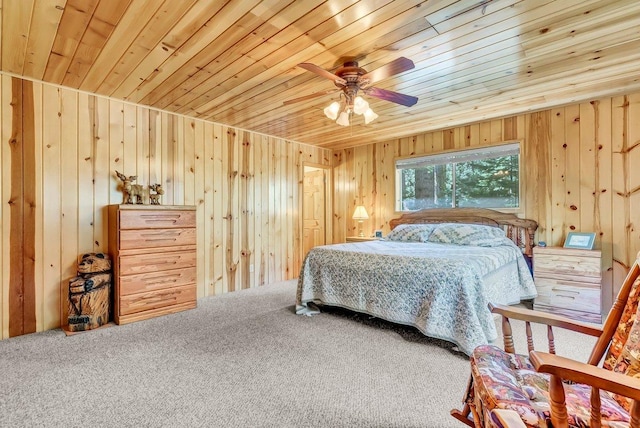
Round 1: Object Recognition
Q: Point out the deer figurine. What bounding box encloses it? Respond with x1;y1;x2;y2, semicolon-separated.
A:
115;171;147;204
149;183;164;205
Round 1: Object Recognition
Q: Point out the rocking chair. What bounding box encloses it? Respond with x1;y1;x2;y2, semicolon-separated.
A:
451;254;640;427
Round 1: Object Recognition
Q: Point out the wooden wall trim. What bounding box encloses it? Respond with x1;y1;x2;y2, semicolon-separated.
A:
8;78;24;337
8;78;36;337
225;128;237;292
240;130;251;290
21;79;36;335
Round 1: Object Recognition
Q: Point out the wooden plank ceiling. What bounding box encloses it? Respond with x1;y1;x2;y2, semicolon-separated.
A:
2;0;640;149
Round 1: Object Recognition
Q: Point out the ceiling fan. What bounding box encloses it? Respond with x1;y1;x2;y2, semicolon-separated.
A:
284;57;418;126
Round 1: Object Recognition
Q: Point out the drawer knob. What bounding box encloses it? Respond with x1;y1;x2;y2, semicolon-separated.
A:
551;287;579;295
556;294;576;300
143;237;178;242
141;214;181;220
153;260;178;265
140;232;180;241
155;277;180;285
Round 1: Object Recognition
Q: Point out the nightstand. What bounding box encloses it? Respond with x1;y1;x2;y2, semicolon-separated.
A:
533;246;603;323
346;236;378;242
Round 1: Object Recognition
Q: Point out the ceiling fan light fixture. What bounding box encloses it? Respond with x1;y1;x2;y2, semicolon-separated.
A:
363;108;378;124
324;101;340;120
353;96;369;115
336;111;350;126
294;57;417;128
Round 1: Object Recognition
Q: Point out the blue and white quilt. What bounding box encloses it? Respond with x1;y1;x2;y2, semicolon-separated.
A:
296;227;536;356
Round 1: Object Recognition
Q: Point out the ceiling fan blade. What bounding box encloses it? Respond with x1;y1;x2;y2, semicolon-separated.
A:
298;63;346;85
283;89;340;105
360;57;415;85
364;87;418;107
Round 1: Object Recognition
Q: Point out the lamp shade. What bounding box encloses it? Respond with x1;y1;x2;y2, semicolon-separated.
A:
352;205;369;220
336;111;350;126
353;96;369;115
323;101;340;120
363;108;378;124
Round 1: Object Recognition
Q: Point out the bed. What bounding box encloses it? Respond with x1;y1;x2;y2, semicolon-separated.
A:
295;208;538;355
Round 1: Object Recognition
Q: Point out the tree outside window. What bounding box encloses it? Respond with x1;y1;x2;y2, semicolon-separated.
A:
396;143;520;211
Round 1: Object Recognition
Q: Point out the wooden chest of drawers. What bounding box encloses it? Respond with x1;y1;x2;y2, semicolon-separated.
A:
533;246;603;323
108;205;197;325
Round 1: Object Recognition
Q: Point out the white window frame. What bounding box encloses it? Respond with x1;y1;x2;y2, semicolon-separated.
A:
395;142;522;212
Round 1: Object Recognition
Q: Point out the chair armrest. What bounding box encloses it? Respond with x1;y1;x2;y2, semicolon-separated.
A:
530;351;640;401
490;409;528;428
489;303;603;337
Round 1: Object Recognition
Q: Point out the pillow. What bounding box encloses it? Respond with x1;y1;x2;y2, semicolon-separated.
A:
385;224;435;242
428;223;511;247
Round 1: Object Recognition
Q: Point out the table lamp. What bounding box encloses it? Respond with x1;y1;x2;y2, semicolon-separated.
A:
352;205;369;237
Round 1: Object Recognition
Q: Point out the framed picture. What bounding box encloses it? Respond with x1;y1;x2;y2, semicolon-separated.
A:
375;230;383;238
563;232;596;250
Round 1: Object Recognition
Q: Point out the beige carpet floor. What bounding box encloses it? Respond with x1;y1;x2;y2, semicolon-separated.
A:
0;279;595;427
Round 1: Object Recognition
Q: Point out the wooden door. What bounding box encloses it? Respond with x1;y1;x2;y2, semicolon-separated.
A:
302;168;326;258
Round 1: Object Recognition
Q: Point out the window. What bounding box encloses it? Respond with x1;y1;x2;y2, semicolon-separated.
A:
395;142;520;211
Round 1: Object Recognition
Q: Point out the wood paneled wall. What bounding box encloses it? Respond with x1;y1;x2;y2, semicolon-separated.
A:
0;75;330;339
333;93;640;310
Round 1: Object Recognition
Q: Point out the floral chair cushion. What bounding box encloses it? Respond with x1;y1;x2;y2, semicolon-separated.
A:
602;276;640;411
604;277;640;371
471;344;630;428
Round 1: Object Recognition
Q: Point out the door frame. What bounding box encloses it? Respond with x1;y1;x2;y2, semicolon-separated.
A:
301;162;333;261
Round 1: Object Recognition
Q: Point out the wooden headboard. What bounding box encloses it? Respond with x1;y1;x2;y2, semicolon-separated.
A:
389;208;538;257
